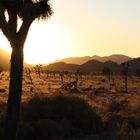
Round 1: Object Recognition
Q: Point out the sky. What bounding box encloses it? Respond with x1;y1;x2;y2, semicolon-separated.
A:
0;0;140;64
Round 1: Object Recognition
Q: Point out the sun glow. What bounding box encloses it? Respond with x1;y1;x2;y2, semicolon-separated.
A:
0;0;140;64
0;19;76;64
24;20;75;64
0;32;12;53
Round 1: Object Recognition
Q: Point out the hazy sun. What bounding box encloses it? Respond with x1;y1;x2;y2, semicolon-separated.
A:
0;19;75;64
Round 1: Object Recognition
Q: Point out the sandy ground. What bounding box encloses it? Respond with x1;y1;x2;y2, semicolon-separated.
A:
0;71;140;117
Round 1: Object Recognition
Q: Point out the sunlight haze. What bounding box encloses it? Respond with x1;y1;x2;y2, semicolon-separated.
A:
0;0;140;64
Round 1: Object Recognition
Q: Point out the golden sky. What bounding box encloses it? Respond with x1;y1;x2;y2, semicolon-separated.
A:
0;0;140;64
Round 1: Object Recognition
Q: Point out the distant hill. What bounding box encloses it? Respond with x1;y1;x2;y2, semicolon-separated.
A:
128;57;140;74
45;60;122;73
80;60;103;72
80;60;122;73
0;48;31;71
1;49;139;74
46;57;140;74
57;56;91;65
57;54;132;65
103;61;122;73
0;48;10;71
45;62;79;71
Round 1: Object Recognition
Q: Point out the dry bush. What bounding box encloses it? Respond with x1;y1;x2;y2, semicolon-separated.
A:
18;94;102;140
0;101;6;139
0;88;6;93
102;112;123;131
104;100;127;112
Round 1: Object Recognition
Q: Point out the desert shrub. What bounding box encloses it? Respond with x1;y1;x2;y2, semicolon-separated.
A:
105;100;127;112
102;112;140;140
17;120;62;140
102;112;123;131
126;116;140;130
0;102;6;125
19;94;102;139
0;102;6;139
0;128;4;139
101;79;106;82
117;120;133;136
129;129;140;140
0;88;6;93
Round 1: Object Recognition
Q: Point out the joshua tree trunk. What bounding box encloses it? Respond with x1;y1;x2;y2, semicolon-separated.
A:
124;69;128;93
4;45;24;140
0;1;52;139
122;62;129;93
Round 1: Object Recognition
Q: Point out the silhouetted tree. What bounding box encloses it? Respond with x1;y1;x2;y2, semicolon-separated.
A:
122;62;130;93
59;72;64;85
24;68;33;84
52;70;56;80
68;72;72;82
102;67;112;82
0;1;52;140
135;69;140;78
75;69;80;82
45;69;50;79
34;64;42;78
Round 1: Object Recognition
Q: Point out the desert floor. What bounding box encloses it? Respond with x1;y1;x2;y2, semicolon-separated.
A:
0;71;140;115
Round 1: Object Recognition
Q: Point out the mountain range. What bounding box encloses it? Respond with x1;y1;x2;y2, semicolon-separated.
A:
0;48;30;71
0;48;139;74
46;57;140;74
56;54;132;65
46;60;120;73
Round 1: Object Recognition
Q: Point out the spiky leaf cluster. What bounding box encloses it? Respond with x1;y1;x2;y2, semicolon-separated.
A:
0;0;53;21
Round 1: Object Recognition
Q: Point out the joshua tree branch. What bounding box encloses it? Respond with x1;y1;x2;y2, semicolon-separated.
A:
0;11;14;44
7;9;17;34
17;18;32;48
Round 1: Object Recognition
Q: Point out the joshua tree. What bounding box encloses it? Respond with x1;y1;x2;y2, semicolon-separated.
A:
0;1;52;140
135;69;140;78
34;64;42;78
52;70;56;80
102;67;112;82
24;68;33;84
122;62;130;93
45;69;50;79
59;72;64;85
75;69;80;82
68;72;72;82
